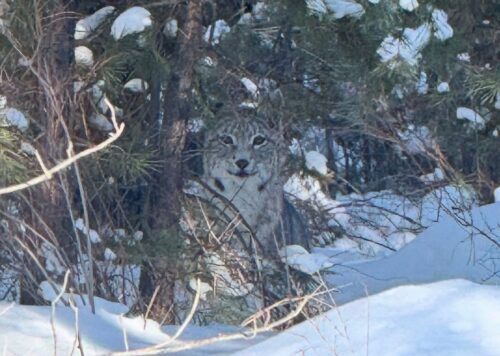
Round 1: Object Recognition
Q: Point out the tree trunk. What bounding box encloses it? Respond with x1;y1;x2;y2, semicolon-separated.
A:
20;0;76;302
144;0;203;322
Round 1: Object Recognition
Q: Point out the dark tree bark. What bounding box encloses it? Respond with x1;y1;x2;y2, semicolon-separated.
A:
143;0;203;322
35;0;76;240
18;0;77;303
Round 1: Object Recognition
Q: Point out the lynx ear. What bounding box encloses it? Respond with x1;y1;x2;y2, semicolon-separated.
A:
255;106;281;132
257;78;284;108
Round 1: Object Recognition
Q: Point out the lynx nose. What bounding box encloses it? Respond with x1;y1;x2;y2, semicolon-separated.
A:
235;159;249;170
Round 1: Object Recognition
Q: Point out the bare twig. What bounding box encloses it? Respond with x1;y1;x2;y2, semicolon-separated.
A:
0;120;124;195
68;290;85;356
111;278;202;356
110;284;322;355
50;270;71;356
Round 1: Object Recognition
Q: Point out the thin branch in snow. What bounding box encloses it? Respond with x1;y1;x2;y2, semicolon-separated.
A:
50;270;71;356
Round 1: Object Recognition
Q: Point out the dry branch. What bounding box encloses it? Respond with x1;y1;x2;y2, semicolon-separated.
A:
110;284;322;356
0;99;124;196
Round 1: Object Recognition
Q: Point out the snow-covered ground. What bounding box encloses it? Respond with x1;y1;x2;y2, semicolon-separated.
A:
237;279;500;356
1;202;498;355
1;280;498;355
0;296;269;355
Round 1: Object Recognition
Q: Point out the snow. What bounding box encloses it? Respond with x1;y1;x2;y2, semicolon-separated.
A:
280;245;333;275
432;9;453;41
74;46;94;67
124;78;149;93
305;150;328;175
188;278;213;301
20;141;36;156
89;113;113;132
0;294;166;355
88;230;101;244
204;20;230;45
399;0;418;12
1;197;500;355
111;7;152;40
377;23;431;66
286;164;475;258
74;218;102;243
324;202;499;305
495;93;500;110
41;243;65;276
91;81;109;114
75;6;115;40
415;71;428;94
495;187;500;202
398;124;436;154
419;167;444;183
457;52;471;62
305;0;328;15
133;230;143;241
3;280;499;355
163;18;178;38
303;73;321;93
456;107;486;130
240;78;258;97
0;107;29;131
325;0;365;19
104;248;117;261
437;81;450;93
306;0;365;19
237;280;500;356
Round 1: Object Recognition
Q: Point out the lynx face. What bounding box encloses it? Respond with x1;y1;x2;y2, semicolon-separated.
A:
203;117;284;194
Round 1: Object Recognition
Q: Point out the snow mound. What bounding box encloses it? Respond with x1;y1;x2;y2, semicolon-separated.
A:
74;46;93;67
456;107;486;130
111;7;152;40
432;9;453;41
75;6;115;40
0;107;29;131
237;280;500;356
204;20;230;45
305;150;328;175
437;81;450;93
89;113;113;132
306;0;365;19
398;125;436;154
377;23;431;66
240;78;258;97
325;0;365;19
124;78;149;93
280;245;333;275
415;71;428;94
325;202;500;305
399;0;418;12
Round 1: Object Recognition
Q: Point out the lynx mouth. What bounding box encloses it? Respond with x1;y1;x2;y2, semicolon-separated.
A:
227;170;257;178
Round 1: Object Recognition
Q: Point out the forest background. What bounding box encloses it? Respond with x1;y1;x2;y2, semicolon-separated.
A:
0;0;498;324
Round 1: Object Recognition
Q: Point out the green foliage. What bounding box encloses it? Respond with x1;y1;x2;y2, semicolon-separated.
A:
0;128;28;187
466;67;499;106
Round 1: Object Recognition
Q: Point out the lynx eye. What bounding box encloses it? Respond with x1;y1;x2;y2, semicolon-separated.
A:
252;135;266;146
219;135;234;145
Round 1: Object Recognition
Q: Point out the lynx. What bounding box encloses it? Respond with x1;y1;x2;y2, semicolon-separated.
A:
180;109;311;324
